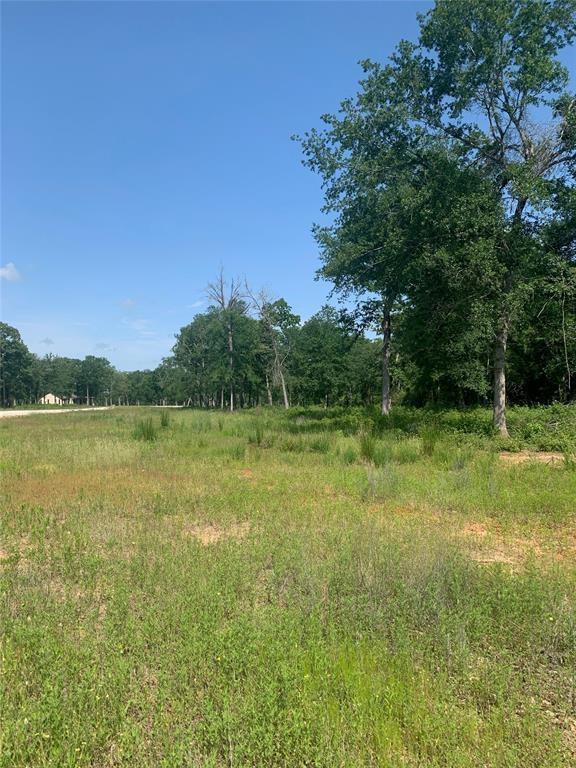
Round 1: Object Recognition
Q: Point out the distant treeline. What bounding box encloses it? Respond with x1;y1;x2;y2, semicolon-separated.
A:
0;306;379;409
1;3;576;417
0;267;574;410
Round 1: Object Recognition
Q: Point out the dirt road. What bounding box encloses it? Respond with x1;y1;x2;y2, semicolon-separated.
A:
0;406;113;419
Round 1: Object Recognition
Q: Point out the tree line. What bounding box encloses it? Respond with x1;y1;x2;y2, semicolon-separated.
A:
0;304;381;409
1;2;575;422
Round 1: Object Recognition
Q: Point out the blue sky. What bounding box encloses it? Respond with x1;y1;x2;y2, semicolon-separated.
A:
5;1;572;372
1;0;432;369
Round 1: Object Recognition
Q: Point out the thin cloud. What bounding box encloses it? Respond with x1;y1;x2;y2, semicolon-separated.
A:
120;298;136;309
187;299;205;309
120;317;158;340
95;342;116;351
40;337;54;346
122;317;151;332
0;262;22;282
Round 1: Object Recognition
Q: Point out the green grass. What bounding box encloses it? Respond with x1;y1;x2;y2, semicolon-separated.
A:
1;406;575;766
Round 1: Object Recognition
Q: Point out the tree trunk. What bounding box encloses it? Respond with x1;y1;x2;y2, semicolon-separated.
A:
265;373;273;406
228;319;234;413
493;316;509;437
279;368;289;409
381;310;391;416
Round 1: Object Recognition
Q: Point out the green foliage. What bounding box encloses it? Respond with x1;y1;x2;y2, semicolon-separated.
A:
0;322;34;406
298;0;576;422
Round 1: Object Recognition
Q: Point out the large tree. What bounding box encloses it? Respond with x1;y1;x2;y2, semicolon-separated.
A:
0;322;33;406
247;289;300;409
299;0;576;432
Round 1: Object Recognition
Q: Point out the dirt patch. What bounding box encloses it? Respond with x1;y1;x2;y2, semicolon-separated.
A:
460;522;489;538
0;536;35;573
0;406;113;419
458;522;547;567
499;451;566;465
468;547;519;565
183;521;250;546
565;717;576;758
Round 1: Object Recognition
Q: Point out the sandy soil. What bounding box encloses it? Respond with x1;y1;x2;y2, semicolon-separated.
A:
0;406;113;419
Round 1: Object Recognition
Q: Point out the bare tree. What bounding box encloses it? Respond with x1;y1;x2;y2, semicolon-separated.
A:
206;269;243;412
246;284;291;409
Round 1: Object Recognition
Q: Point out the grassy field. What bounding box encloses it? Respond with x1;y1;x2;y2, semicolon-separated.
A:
1;405;575;767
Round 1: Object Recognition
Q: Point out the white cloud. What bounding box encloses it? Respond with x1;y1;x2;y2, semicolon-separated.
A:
40;337;54;345
0;262;21;282
120;298;136;309
187;299;205;309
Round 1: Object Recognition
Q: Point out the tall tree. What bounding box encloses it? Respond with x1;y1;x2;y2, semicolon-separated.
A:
77;356;115;404
395;0;576;433
0;322;33;406
299;0;576;431
206;271;245;412
247;288;300;409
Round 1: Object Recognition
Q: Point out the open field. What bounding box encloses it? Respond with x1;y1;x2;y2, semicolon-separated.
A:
1;406;575;767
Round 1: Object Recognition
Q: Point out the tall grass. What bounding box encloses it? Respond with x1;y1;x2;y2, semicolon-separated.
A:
421;423;440;456
358;429;376;463
132;416;158;441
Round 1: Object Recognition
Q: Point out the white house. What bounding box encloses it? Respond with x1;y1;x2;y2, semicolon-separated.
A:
39;393;64;405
